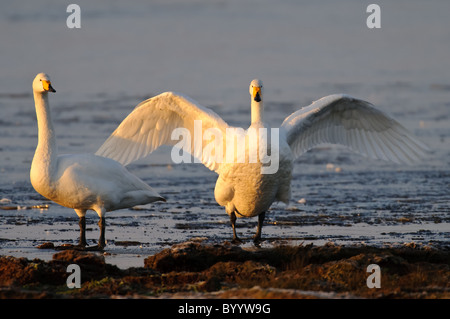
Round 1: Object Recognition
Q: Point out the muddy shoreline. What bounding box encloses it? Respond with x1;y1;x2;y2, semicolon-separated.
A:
1;241;448;299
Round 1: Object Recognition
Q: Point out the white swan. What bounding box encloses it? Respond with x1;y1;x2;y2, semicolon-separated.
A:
30;73;165;249
96;79;427;243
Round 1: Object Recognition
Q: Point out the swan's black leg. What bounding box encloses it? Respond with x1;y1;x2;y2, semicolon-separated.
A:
78;216;87;247
253;211;265;245
230;211;243;244
97;216;106;249
84;217;106;251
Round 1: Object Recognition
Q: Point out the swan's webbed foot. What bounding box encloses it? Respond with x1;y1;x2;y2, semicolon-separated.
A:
84;244;105;251
232;235;244;245
253;236;263;247
252;212;265;246
230;211;243;244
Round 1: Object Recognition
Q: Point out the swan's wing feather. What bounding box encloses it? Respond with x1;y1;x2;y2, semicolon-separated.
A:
280;94;428;163
95;92;229;172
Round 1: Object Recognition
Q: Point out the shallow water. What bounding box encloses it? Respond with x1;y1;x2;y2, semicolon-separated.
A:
1;0;449;268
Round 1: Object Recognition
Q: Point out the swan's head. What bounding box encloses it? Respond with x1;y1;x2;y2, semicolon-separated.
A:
33;73;56;94
249;79;263;102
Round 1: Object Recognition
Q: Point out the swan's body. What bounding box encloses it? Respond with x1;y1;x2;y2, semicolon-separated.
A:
30;73;164;249
96;79;427;243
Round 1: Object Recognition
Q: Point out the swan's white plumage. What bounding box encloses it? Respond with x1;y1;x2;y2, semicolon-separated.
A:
35;153;161;212
30;73;164;248
96;80;427;242
96;92;229;172
281;94;428;164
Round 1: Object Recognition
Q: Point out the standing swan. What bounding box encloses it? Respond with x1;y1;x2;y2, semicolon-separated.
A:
30;73;165;249
96;79;427;243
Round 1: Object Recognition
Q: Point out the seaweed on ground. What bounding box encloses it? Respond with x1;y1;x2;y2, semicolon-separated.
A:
0;242;448;299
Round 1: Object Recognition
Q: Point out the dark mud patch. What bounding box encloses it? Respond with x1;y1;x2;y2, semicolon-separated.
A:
114;241;142;247
1;242;448;299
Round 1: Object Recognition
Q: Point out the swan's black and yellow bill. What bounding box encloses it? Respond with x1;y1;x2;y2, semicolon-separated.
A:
253;86;261;102
43;80;56;93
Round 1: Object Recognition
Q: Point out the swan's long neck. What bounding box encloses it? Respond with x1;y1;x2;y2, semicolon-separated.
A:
251;99;264;126
31;91;57;180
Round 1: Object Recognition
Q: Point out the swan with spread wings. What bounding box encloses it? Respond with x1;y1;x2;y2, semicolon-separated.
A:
96;79;427;243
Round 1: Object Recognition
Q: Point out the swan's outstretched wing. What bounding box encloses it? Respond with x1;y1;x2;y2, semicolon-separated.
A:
95;92;229;172
280;94;428;164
